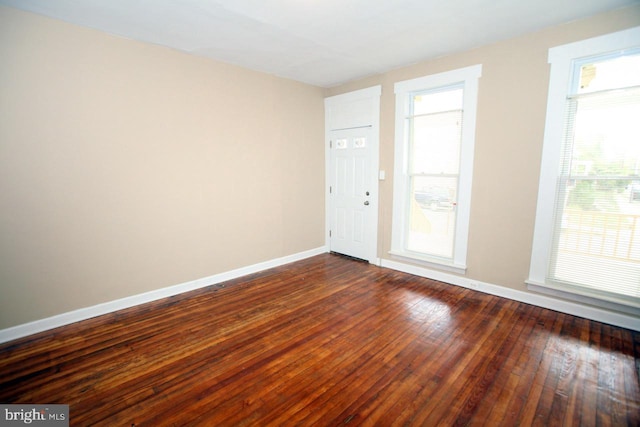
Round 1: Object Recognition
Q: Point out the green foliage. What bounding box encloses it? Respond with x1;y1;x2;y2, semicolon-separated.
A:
569;139;633;211
568;181;596;210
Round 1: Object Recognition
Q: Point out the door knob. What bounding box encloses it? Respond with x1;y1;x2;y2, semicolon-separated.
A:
364;201;370;206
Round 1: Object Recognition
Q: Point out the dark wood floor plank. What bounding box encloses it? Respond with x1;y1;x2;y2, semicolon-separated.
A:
322;288;482;421
559;316;589;427
475;304;541;425
577;320;602;427
92;263;387;425
447;302;533;425
1;254;638;426
622;326;640;426
239;274;431;426
404;298;521;426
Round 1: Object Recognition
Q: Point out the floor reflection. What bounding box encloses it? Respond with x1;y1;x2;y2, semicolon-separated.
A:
405;293;452;325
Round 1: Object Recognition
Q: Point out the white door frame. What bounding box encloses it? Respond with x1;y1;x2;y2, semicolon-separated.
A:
325;86;381;264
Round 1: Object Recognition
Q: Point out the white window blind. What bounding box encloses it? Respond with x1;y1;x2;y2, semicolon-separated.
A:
528;27;640;310
550;55;640;304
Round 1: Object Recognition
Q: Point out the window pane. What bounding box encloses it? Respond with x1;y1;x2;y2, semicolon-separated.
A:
570;89;640;181
393;65;480;269
577;52;640;94
407;176;457;258
412;87;463;115
409;110;462;174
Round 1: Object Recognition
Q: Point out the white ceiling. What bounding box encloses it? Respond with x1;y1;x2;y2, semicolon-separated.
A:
1;0;636;87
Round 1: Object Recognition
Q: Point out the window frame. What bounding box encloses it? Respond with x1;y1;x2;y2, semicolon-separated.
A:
391;65;482;273
527;26;640;309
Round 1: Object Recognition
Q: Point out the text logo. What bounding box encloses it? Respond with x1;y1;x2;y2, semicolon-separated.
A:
1;405;68;426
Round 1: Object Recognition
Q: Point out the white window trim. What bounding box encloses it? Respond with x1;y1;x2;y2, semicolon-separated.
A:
391;65;482;273
527;26;640;309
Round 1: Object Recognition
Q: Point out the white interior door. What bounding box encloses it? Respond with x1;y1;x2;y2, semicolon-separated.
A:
329;127;374;261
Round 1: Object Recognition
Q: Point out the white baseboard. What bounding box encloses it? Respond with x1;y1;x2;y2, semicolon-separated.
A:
0;246;328;344
2;247;636;344
381;259;640;332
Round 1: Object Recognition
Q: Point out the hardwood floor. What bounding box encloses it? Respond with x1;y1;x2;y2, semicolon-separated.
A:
1;254;638;426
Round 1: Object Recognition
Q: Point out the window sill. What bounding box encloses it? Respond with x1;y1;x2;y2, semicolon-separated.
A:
388;250;467;275
526;279;640;316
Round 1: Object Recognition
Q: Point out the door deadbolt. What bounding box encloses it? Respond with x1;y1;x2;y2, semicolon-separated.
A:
364;201;370;206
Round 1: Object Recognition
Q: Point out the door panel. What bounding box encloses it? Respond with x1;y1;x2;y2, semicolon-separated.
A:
330;128;373;260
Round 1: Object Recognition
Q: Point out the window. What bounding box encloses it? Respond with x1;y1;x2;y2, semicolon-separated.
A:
528;26;640;310
391;65;482;272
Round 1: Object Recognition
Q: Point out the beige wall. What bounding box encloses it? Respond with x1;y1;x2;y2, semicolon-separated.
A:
0;7;325;329
325;6;640;308
2;5;638;331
